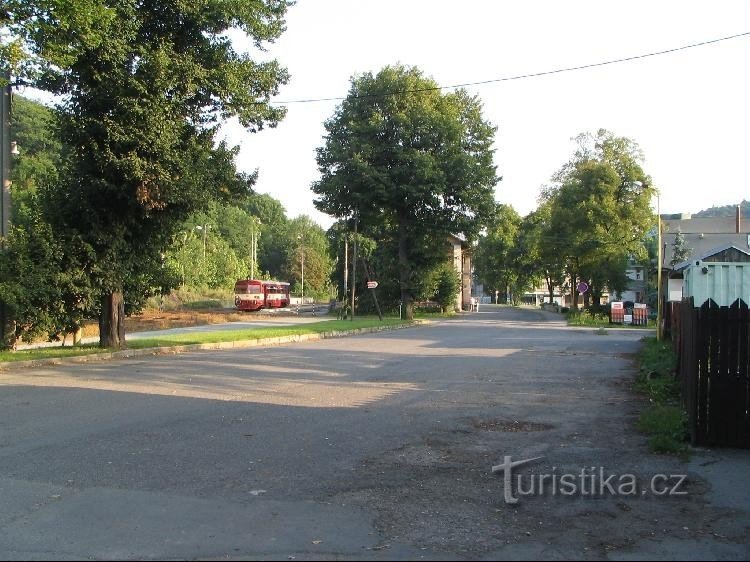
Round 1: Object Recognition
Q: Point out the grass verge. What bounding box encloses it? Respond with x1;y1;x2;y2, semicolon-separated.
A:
126;317;411;348
0;317;414;364
0;344;113;363
634;337;690;459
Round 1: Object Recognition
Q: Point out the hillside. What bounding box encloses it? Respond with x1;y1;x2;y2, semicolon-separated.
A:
694;200;750;218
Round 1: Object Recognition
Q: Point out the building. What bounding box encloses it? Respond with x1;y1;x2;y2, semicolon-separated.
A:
662;206;750;302
618;257;647;304
676;244;750;306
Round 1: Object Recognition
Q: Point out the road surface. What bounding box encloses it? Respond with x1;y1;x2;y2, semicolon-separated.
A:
0;306;748;560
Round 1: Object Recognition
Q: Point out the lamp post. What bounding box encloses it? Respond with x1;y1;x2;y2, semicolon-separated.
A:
656;192;663;341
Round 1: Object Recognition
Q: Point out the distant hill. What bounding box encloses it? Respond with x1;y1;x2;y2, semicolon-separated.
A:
694;200;750;218
662;201;750;220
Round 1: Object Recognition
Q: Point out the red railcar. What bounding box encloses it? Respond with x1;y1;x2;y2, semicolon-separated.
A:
234;279;291;311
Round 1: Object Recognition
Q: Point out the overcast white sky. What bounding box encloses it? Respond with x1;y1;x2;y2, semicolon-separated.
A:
219;0;750;228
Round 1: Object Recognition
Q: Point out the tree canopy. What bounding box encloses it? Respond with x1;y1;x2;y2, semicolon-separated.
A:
312;64;498;319
3;0;291;347
541;129;655;306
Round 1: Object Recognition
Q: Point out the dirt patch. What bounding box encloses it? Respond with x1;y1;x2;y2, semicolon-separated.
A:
73;307;296;340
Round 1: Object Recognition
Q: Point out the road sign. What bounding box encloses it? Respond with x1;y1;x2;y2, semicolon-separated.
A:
577;282;589;294
366;281;378;289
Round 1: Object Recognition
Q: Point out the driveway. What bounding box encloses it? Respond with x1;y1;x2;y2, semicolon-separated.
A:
0;306;747;560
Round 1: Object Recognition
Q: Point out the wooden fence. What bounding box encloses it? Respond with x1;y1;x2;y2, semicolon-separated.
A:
678;298;750;448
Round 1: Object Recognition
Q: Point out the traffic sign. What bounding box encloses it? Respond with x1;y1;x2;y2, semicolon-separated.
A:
577;282;589;294
366;281;378;289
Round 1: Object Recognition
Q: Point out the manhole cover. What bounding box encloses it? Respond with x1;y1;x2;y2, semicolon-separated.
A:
473;419;553;432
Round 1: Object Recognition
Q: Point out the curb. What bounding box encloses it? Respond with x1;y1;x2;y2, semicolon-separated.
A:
0;320;428;372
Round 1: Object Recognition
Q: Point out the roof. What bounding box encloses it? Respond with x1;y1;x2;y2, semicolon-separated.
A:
662;216;750;235
672;243;750;271
662;231;750;269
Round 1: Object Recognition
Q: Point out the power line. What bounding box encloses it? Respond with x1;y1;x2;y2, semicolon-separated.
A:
271;31;750;105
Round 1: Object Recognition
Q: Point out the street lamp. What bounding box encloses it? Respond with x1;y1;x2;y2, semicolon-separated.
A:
656;192;663;341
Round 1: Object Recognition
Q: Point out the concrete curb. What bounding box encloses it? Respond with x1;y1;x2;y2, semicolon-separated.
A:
0;320;429;372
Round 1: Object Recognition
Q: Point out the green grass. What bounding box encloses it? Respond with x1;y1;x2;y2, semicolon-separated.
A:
635;337;690;458
0;344;114;363
0;317;414;364
566;309;655;329
636;405;689;456
126;317;411;348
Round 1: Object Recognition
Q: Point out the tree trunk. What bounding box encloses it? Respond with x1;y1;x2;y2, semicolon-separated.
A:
397;214;413;320
592;286;602;308
572;273;579;309
546;273;554;304
99;291;125;348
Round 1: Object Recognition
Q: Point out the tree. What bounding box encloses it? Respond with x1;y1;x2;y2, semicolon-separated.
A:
428;262;461;313
9;95;61;203
670;228;692;268
0;95;100;345
312;65;498;319
543;130;655;308
244;192;289;279
474;205;521;304
283;215;333;300
6;0;290;347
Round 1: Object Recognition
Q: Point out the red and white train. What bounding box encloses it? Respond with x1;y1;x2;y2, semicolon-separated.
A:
234;279;291;311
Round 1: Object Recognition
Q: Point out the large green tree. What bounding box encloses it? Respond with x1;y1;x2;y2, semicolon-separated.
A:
244;192;290;279
474;204;522;304
8;95;61;203
312;65;498;319
543;129;655;308
5;0;290;347
283;215;333;300
0;95;97;345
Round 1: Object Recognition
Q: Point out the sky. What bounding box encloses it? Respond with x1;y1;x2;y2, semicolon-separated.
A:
218;0;750;229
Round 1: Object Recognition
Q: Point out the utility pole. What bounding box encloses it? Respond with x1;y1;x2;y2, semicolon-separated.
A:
343;234;348;303
1;71;13;349
295;233;304;303
250;218;260;279
350;214;358;320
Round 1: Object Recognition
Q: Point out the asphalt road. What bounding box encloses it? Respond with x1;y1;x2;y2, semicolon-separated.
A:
0;306;748;560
